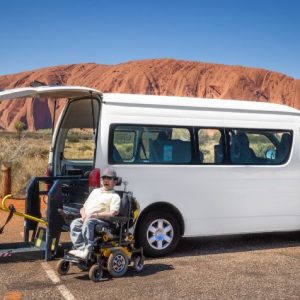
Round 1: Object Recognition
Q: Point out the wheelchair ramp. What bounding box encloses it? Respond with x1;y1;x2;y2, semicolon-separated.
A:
0;242;45;263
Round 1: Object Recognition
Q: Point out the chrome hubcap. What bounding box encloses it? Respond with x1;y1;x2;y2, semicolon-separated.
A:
147;218;174;250
113;254;126;272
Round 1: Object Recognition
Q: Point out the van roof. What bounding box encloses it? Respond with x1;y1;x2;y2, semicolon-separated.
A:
0;86;299;117
0;86;102;100
104;93;300;116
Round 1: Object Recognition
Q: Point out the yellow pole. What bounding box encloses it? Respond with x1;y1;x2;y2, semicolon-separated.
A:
1;194;48;226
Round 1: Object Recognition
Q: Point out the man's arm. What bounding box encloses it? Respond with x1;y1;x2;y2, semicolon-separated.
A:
80;207;86;219
90;210;118;218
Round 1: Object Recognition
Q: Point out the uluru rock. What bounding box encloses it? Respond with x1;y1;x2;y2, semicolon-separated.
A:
0;59;299;131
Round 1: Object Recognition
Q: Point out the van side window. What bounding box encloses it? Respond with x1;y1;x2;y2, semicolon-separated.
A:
197;129;224;164
228;129;292;165
110;125;192;164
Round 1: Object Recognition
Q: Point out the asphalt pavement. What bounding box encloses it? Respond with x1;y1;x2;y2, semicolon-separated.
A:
0;202;300;300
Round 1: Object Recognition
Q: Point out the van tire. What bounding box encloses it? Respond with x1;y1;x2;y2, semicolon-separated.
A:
137;211;180;257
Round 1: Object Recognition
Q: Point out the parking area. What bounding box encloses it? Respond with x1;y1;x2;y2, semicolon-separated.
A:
1;204;300;300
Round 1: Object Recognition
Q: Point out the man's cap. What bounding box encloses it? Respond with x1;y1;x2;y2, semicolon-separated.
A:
101;167;117;178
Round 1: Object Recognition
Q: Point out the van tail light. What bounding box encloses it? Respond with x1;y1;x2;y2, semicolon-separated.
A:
89;168;101;189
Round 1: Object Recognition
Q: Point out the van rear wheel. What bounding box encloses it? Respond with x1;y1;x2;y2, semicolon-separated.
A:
138;211;180;257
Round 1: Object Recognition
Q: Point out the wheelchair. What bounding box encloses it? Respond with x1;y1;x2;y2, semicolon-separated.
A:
56;183;144;282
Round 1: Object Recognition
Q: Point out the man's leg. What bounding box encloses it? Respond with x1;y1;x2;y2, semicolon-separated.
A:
82;218;103;247
69;218;85;250
73;219;106;259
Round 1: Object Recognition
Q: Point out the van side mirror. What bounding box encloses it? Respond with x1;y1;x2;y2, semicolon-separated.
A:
265;148;276;160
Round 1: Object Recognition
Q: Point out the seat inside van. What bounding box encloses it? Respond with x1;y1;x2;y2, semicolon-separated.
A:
230;132;256;164
275;133;292;163
149;139;191;163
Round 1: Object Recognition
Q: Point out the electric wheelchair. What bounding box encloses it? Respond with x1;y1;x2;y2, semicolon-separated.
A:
56;180;144;282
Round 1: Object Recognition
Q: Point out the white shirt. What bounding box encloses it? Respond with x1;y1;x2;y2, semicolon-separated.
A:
83;187;121;216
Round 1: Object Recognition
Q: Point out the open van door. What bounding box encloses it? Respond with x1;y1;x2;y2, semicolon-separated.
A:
0;85;102;176
0;85;102;259
0;86;102;101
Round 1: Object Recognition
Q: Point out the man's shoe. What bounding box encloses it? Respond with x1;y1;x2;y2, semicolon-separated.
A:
68;249;79;256
73;246;91;259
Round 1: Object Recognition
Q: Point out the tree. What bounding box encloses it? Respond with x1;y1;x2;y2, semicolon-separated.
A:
14;121;26;140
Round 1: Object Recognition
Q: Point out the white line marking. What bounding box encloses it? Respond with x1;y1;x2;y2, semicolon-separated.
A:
41;262;77;300
17;215;76;299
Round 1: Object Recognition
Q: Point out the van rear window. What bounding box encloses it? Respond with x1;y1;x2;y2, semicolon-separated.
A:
228;129;292;165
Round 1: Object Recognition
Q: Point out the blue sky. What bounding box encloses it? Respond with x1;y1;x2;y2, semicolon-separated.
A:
1;0;300;78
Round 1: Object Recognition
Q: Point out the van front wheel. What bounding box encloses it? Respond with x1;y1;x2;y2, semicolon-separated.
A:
138;211;180;257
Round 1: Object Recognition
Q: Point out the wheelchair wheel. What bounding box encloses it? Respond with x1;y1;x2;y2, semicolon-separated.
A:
89;265;103;282
133;255;145;272
56;259;70;275
107;250;129;277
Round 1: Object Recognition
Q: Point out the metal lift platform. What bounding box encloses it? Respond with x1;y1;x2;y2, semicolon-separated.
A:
0;175;84;263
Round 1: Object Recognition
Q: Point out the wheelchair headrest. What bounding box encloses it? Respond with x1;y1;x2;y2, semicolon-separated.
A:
115;176;122;186
118;192;130;217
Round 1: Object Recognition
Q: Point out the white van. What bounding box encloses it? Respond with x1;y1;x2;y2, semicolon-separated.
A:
1;86;300;257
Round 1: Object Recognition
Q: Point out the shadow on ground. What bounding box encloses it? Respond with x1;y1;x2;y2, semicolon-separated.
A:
72;263;174;281
171;231;300;258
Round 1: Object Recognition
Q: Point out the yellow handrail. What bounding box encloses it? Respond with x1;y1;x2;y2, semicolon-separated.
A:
1;194;48;226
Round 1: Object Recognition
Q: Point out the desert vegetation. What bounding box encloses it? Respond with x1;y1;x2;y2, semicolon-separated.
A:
0;130;52;196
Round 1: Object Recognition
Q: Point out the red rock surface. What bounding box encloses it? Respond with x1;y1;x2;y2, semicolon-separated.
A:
0;59;299;131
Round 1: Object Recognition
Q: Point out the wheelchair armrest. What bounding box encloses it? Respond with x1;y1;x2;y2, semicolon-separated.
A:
58;208;80;224
98;216;129;224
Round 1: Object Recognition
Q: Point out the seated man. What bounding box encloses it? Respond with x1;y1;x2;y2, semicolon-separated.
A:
231;132;256;164
275;133;292;163
68;167;121;259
